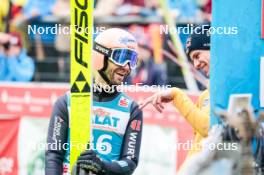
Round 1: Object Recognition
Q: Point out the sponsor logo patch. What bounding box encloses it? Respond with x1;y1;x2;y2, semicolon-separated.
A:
93;108;110;117
118;96;129;107
130;120;141;131
52;115;63;141
117;160;128;168
127;132;137;159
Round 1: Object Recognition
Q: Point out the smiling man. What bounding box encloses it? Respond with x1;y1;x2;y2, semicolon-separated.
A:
45;28;143;175
139;24;211;172
186;25;210;77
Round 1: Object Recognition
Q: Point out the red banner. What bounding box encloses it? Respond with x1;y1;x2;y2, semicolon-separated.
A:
0;116;20;175
0;83;197;171
0;83;68;118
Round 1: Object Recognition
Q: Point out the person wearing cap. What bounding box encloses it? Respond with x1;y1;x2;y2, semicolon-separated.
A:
45;28;143;175
0;32;35;81
139;25;211;172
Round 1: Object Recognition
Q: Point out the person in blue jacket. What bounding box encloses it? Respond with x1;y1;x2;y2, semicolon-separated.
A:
0;32;35;81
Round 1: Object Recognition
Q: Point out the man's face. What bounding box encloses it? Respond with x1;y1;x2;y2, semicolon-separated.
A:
190;50;210;77
105;60;131;85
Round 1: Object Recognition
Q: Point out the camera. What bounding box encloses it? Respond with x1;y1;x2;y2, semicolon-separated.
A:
3;36;19;50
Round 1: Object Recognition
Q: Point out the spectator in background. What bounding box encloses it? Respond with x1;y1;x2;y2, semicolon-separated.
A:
11;0;55;26
51;0;71;81
127;27;167;85
115;0;158;17
196;0;212;21
51;0;70;18
94;0;123;17
0;32;35;81
23;0;55;18
94;0;158;17
51;0;70;53
128;43;167;85
0;0;24;32
167;0;203;22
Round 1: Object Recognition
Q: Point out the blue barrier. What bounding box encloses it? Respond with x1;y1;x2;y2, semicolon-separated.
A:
211;0;264;125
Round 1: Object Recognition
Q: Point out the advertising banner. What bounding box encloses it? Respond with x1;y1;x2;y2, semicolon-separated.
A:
0;116;20;175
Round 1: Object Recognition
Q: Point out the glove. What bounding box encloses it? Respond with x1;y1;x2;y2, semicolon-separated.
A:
77;150;106;175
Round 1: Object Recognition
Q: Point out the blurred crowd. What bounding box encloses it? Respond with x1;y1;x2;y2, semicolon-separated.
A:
0;0;211;87
94;0;211;22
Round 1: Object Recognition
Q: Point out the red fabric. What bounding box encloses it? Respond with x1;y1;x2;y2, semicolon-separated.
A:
123;0;145;7
0;116;20;175
204;0;212;14
11;5;22;19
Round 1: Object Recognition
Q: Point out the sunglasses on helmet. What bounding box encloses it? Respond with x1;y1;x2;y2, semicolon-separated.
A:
93;42;138;69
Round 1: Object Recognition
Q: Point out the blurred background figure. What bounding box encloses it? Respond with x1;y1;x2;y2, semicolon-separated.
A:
115;0;158;17
11;0;55;27
127;25;167;85
51;0;70;18
167;0;203;23
94;0;123;17
0;0;211;84
94;0;158;17
51;0;71;82
0;32;35;81
0;0;25;32
196;0;212;21
0;0;212;84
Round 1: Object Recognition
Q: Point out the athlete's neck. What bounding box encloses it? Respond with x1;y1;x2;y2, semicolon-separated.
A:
94;74;119;95
94;74;108;87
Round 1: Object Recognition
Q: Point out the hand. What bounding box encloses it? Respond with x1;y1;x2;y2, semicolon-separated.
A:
77;150;105;175
6;45;21;58
139;89;173;113
0;33;10;44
